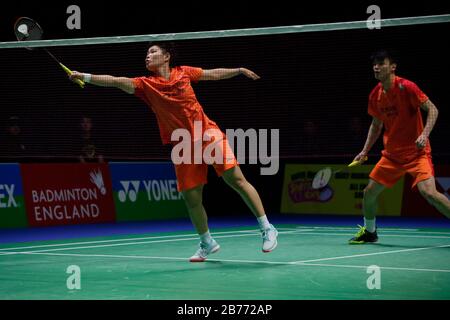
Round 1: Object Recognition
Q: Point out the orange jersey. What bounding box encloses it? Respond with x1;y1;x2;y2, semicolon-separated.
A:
133;66;219;144
368;76;430;162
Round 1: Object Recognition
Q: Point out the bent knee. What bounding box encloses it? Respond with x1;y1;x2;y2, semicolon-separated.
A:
225;176;248;191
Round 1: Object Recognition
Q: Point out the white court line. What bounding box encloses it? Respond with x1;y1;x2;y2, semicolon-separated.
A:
0;231;300;255
0;229;262;252
293;243;450;263
271;227;450;239
2;230;450;274
1;229;449;255
298;232;450;239
298;262;450;273
0;224;447;253
282;232;450;239
296;226;450;234
296;226;422;232
265;231;450;239
7;251;450;274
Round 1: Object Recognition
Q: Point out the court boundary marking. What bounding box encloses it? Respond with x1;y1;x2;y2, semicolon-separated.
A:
0;229;264;252
0;230;300;254
4;249;450;274
1;229;450;274
1;229;450;256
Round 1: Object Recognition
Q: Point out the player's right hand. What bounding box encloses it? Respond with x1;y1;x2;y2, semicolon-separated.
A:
69;71;84;81
353;151;368;163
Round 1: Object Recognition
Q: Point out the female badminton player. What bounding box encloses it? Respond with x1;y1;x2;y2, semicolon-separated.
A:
69;42;278;262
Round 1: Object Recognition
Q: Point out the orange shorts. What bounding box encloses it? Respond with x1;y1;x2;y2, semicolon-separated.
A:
173;134;238;192
370;152;434;188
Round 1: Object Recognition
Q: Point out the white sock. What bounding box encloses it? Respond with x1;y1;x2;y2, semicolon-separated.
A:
257;215;271;230
200;231;213;244
364;218;376;233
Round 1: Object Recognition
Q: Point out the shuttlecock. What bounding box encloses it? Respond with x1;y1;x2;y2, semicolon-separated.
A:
18;24;29;37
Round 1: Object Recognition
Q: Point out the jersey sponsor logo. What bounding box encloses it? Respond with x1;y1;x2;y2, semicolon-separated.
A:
380;105;398;118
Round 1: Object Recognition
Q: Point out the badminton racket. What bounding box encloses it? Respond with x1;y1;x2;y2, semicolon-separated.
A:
13;17;85;88
311;156;368;189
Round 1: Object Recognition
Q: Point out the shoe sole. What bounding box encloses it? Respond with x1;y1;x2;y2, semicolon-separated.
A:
189;245;220;262
262;230;278;253
262;240;278;253
348;239;378;245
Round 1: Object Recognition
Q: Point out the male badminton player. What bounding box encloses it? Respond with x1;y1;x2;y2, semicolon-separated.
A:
349;49;450;244
70;42;278;261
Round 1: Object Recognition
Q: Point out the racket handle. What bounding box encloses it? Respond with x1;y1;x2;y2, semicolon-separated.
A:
59;63;85;88
348;156;368;167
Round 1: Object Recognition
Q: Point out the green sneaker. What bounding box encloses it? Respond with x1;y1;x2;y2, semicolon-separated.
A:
349;225;378;244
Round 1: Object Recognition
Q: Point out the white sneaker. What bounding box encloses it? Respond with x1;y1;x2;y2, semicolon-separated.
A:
189;239;220;262
261;224;278;252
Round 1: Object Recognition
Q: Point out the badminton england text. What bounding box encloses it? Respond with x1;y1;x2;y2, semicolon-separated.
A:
177;304;272;318
31;188;100;221
171;121;279;175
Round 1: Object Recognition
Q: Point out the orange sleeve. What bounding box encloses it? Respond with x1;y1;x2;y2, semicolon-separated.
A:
181;66;203;82
132;77;146;98
406;81;429;109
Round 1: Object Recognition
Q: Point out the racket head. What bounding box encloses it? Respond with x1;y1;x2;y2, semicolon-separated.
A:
312;167;333;189
14;17;44;50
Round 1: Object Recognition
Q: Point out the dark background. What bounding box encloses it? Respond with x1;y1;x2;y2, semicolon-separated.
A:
1;1;449;216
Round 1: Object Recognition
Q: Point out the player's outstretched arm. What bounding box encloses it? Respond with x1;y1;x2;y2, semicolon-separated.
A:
70;72;135;94
200;68;260;81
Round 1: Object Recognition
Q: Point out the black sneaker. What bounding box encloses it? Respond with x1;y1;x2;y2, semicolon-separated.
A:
349;225;378;244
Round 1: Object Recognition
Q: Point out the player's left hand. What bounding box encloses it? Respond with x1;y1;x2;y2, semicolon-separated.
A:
240;68;260;80
415;133;428;149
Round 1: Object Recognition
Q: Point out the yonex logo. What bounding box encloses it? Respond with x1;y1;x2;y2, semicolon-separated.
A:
0;184;17;208
117;180;182;202
118;181;141;202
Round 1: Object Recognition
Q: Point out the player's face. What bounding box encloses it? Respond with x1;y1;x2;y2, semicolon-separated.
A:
145;46;170;71
373;58;396;81
81;117;92;131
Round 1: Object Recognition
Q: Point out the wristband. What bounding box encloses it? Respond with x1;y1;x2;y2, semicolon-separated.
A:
84;73;92;83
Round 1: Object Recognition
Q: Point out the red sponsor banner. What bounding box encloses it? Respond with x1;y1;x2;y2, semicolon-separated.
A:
21;163;116;226
401;164;450;218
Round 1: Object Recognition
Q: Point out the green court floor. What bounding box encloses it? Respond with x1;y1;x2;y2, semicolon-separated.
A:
1;225;450;299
